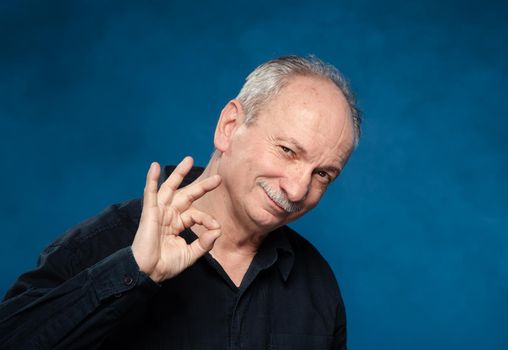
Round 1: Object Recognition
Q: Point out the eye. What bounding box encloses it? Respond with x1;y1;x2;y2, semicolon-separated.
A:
315;170;332;184
280;145;294;155
316;170;329;178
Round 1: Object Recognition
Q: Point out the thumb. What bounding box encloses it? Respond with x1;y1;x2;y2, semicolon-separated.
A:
198;229;222;251
188;229;221;263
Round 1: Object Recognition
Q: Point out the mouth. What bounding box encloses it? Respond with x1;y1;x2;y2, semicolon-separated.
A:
257;180;303;215
258;184;292;216
263;189;288;214
258;180;302;214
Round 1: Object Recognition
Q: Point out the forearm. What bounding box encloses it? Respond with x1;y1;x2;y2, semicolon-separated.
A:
0;247;159;349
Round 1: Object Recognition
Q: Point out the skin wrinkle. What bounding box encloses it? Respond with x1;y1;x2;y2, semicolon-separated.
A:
277;78;351;164
334;98;353;166
272;135;343;179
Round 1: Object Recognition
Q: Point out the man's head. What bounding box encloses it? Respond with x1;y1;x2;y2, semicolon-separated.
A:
210;55;361;233
236;55;361;147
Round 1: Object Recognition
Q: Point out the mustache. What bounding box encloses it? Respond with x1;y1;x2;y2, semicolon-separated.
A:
257;180;302;214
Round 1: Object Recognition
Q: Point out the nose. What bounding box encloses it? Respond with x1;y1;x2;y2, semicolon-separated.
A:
279;169;311;203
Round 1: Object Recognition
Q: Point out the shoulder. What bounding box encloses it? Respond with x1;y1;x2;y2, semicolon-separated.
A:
60;198;142;244
3;199;143;299
276;226;347;329
39;198;142;274
282;226;341;297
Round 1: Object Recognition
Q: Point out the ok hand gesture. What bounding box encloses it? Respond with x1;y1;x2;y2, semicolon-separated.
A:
132;157;222;283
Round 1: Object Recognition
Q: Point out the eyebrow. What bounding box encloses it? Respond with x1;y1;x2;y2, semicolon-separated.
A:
282;137;306;154
321;165;342;175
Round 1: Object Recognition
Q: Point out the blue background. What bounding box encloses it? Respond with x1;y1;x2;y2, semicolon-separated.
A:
1;0;507;349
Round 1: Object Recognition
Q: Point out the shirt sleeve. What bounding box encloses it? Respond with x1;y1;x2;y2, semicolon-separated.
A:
0;245;160;349
332;297;347;350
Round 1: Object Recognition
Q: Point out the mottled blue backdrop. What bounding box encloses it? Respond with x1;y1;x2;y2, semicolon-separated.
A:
1;0;507;349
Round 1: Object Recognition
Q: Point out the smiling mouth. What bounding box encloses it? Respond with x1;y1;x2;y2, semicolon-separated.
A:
257;180;302;214
264;190;287;213
259;185;292;215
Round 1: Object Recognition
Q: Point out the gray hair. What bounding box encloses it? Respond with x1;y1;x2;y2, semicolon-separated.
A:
236;55;361;147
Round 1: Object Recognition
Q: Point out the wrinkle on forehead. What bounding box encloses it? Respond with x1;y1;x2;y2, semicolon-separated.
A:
295;98;354;165
256;75;355;167
331;102;355;164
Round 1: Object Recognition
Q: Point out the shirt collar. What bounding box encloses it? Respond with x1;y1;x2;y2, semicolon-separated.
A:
257;226;295;282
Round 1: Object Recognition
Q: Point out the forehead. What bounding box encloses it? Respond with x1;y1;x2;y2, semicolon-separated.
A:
256;75;355;164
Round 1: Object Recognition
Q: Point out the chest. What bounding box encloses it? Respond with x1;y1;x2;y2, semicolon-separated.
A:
215;254;254;287
105;258;339;350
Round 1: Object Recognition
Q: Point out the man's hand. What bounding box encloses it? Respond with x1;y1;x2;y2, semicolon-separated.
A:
132;157;222;283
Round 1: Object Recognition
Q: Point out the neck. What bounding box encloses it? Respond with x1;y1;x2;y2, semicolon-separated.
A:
191;155;268;257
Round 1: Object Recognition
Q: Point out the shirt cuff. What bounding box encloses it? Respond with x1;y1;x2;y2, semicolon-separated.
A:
88;246;159;301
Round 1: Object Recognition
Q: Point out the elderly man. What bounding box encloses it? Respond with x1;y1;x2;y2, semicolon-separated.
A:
1;55;360;349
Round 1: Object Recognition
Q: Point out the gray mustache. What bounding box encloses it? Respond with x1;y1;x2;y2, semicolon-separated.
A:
257;180;302;214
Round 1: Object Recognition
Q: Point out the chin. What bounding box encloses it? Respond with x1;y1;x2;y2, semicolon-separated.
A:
247;208;290;231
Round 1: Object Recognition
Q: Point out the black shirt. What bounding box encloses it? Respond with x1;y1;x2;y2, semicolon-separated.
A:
0;166;346;349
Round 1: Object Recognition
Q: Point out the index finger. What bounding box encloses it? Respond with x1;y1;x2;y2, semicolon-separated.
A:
143;162;160;209
158;156;194;205
172;174;222;210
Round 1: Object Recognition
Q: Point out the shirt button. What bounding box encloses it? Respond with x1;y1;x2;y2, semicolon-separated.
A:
123;274;134;286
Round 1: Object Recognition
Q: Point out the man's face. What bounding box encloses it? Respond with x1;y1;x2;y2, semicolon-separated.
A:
216;75;355;232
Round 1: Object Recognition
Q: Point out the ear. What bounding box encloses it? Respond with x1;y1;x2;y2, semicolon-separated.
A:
214;99;244;153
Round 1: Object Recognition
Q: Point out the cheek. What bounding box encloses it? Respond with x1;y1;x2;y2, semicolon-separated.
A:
252;152;286;176
305;186;326;208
